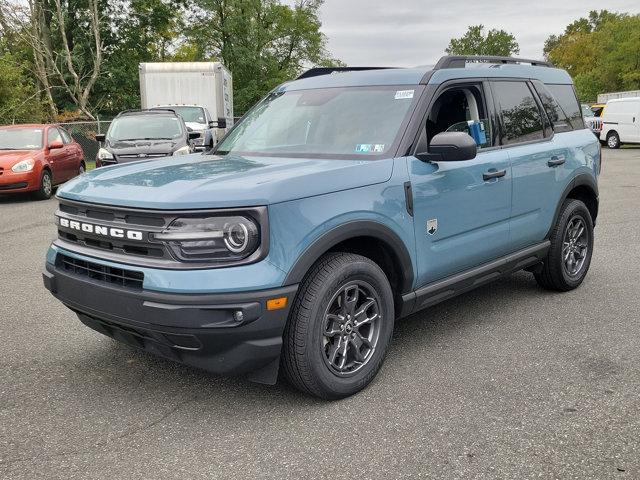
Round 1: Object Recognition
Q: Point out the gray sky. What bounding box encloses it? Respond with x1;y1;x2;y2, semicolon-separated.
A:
309;0;640;67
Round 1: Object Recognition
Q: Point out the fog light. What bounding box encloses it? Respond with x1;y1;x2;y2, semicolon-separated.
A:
267;297;288;311
233;311;244;323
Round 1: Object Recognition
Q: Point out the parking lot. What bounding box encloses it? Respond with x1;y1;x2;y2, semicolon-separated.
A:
0;148;638;479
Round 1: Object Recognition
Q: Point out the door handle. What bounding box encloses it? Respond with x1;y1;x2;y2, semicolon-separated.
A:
483;169;506;181
548;155;566;167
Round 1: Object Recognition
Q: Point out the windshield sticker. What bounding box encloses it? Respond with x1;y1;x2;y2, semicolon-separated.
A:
395;90;414;100
356;144;385;153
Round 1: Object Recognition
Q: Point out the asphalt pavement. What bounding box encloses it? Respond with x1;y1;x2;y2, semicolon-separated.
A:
1;148;639;479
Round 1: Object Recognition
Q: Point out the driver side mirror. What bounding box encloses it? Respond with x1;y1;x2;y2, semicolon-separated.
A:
416;132;477;162
49;140;64;150
208;118;227;129
95;134;105;142
188;131;200;140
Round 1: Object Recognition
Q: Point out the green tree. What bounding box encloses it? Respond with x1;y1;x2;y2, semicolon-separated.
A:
544;11;640;101
185;0;342;114
446;25;519;57
0;51;43;123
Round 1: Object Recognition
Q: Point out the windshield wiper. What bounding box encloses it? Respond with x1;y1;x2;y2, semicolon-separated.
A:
0;147;19;150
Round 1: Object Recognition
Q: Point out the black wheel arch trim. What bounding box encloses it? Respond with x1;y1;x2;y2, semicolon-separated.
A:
547;173;599;239
283;220;414;294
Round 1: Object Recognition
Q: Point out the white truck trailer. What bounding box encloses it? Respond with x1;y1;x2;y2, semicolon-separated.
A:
139;62;233;149
597;90;640;104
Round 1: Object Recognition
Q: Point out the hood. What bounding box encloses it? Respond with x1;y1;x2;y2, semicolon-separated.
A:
57;153;394;209
185;122;207;132
0;150;39;169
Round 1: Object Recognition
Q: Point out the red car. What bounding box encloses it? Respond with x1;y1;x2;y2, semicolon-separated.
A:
0;124;85;200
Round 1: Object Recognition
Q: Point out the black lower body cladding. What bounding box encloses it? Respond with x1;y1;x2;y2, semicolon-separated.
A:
43;262;298;384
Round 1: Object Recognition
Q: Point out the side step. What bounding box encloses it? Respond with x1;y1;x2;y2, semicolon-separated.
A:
400;242;550;317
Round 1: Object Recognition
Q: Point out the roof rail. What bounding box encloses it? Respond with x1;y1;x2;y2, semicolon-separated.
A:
296;67;396;80
434;55;554;69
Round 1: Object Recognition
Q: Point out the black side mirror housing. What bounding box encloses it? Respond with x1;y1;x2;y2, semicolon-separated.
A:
95;134;106;142
209;118;227;129
416;132;477;162
188;131;200;140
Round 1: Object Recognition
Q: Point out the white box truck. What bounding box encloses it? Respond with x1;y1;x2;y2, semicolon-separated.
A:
139;62;233;149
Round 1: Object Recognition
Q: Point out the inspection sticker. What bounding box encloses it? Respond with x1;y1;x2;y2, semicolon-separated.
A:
395;89;414;100
356;144;372;153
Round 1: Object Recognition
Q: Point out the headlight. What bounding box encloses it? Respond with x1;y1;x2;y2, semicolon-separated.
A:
153;216;260;262
97;148;113;160
11;159;35;173
173;146;190;156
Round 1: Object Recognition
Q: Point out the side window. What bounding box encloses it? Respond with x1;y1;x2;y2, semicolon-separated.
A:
426;83;495;149
47;127;62;145
492;81;544;145
59;128;72;144
546;84;583;130
532;81;572;134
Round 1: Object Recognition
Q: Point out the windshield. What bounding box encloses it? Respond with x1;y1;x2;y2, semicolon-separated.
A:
0;128;43;150
169;106;206;124
581;104;594;118
107;115;184;141
216;86;418;158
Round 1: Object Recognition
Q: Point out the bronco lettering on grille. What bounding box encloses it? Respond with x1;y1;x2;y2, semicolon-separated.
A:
58;217;143;241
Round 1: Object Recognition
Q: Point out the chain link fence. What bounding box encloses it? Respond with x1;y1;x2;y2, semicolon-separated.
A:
56;120;112;165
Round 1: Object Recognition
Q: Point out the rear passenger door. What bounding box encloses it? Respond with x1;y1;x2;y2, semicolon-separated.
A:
491;80;572;250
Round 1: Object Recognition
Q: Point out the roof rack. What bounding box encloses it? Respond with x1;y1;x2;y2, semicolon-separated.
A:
296;67;396;80
434;55;554;69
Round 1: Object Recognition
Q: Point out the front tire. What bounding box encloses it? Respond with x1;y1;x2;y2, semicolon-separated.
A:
606;131;621;149
282;253;395;399
34;169;53;200
535;199;594;291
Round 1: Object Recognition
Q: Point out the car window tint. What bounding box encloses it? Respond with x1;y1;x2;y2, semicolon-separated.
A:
546;84;583;130
533;82;573;133
60;129;72;144
493;81;544;145
48;127;62;145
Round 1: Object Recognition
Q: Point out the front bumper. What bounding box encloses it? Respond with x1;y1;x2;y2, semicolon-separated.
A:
0;170;38;192
43;261;297;384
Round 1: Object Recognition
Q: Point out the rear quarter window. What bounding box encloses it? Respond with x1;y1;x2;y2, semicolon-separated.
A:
546;84;583;130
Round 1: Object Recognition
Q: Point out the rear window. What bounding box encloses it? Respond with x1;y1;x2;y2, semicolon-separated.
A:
532;82;572;133
492;81;545;145
546;84;583;130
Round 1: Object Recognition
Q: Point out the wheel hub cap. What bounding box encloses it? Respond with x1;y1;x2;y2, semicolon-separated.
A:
322;281;382;376
562;216;589;276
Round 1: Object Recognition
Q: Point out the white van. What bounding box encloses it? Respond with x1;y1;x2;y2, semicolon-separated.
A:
600;97;640;148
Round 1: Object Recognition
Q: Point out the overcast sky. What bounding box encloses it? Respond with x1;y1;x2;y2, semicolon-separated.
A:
306;0;640;67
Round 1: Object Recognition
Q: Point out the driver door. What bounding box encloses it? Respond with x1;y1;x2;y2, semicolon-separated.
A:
408;81;512;287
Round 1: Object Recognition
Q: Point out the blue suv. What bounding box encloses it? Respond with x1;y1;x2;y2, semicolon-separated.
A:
43;56;600;399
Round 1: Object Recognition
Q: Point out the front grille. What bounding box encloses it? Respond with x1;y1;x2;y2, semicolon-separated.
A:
58;253;144;289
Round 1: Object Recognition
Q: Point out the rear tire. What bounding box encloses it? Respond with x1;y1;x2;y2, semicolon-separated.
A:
535;199;594;291
282;253;394;399
606;131;621;149
34;169;53;200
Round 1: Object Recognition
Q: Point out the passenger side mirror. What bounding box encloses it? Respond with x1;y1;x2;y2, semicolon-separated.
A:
416;132;477;162
188;131;200;140
95;134;106;143
209;118;227;129
49;140;64;150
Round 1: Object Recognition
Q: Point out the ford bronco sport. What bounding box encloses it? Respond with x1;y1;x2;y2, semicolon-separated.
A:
43;56;600;399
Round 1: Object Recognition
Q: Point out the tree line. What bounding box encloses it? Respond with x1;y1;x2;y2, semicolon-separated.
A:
1;6;639;124
446;11;640;102
0;0;341;123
